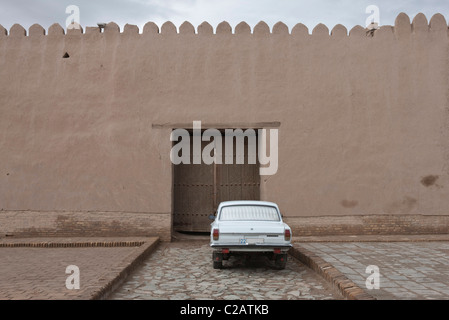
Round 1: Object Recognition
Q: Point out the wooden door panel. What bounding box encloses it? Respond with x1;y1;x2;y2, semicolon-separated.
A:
173;131;260;232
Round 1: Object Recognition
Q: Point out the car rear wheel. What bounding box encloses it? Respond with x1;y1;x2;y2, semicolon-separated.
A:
213;252;223;269
275;253;287;270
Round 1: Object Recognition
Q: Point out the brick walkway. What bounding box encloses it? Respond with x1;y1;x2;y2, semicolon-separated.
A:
0;237;159;300
297;238;449;300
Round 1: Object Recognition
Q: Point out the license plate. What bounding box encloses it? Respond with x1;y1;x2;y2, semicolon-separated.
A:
245;238;264;245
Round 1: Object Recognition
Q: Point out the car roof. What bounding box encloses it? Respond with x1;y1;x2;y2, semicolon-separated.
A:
218;200;279;209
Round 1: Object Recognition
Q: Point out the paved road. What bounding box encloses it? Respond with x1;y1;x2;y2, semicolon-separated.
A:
2;236;448;300
299;241;449;300
109;240;342;300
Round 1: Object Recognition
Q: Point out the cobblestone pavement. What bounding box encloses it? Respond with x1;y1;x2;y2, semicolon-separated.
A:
299;241;449;300
109;240;342;300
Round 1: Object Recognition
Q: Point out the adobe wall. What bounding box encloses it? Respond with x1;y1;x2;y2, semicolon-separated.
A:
0;13;448;239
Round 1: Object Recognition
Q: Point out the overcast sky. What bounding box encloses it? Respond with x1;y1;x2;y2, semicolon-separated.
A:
0;0;448;33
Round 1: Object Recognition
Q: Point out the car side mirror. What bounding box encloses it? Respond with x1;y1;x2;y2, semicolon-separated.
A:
208;214;216;221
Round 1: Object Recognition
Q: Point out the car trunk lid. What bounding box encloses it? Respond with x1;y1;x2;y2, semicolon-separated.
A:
218;221;285;235
217;221;286;245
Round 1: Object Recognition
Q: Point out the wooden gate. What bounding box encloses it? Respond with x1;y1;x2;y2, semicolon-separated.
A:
173;130;260;232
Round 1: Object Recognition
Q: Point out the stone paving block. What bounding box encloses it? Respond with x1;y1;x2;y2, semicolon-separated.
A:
110;241;342;300
295;240;449;300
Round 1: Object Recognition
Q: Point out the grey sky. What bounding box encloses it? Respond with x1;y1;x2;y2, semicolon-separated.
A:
0;0;448;33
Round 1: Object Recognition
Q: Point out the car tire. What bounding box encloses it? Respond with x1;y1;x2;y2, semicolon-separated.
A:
275;254;287;270
213;252;223;269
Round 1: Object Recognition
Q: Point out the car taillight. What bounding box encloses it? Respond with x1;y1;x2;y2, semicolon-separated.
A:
213;228;219;241
284;229;291;241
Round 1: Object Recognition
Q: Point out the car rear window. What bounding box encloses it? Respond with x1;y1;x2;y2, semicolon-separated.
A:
219;205;280;221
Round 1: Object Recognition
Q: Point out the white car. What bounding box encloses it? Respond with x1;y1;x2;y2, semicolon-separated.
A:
209;200;292;269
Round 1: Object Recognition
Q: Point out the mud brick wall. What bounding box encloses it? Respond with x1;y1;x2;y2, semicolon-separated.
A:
1;13;449;238
0;211;171;241
285;215;449;236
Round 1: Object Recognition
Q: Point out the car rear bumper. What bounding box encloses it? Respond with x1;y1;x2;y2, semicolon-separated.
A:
210;243;292;252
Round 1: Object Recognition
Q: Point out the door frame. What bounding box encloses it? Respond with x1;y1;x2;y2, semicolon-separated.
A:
152;121;281;234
